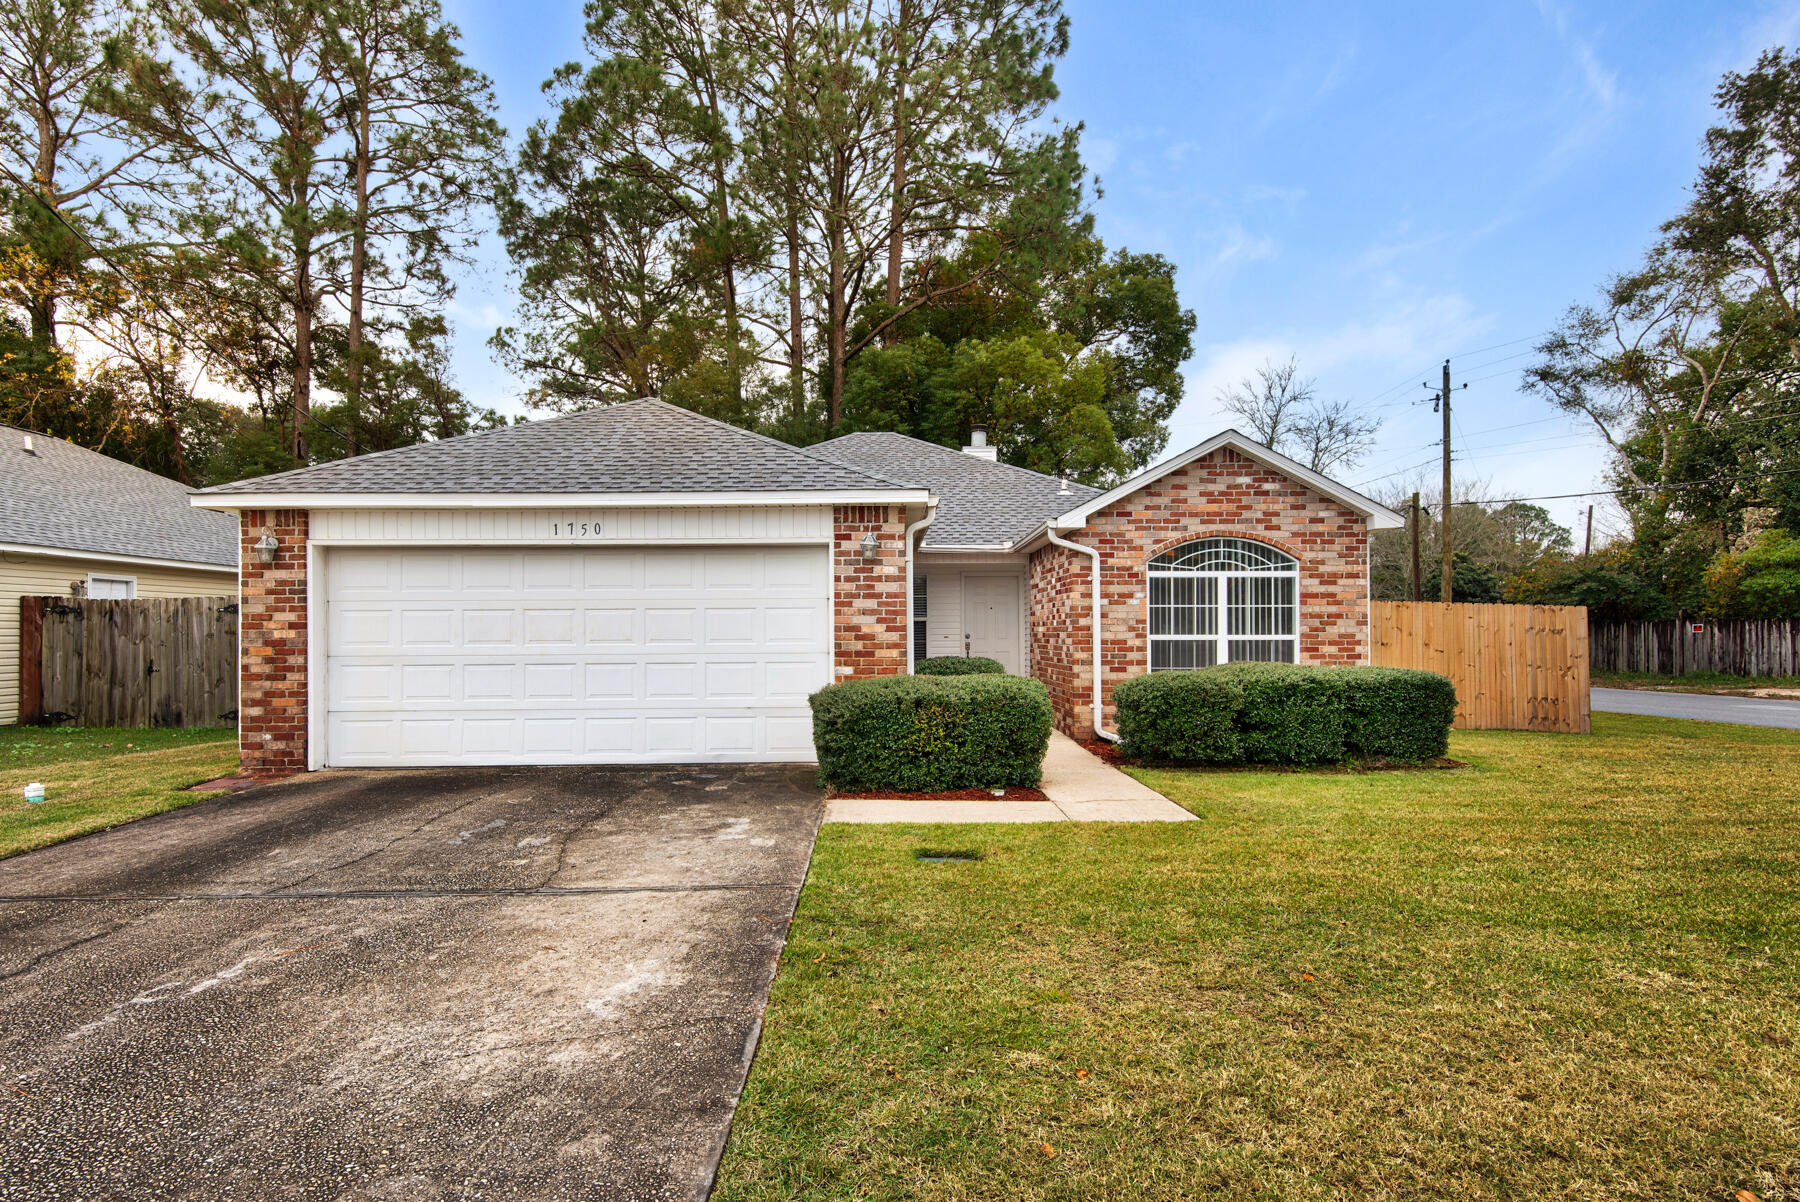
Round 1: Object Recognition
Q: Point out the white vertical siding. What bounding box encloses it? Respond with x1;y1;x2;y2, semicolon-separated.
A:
308;505;833;544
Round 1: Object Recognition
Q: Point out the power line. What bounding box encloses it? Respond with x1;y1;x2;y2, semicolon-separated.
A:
1453;464;1800;507
1447;334;1538;360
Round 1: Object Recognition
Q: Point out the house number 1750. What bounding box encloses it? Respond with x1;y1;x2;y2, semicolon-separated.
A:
551;519;603;537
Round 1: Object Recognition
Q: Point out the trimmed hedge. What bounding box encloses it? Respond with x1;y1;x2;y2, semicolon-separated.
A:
1114;663;1456;766
915;656;1005;676
811;674;1053;791
1338;666;1459;761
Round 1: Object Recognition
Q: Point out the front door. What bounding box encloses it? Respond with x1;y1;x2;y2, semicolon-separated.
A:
963;575;1022;674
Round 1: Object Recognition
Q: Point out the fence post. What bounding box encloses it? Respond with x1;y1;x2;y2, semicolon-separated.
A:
18;596;44;724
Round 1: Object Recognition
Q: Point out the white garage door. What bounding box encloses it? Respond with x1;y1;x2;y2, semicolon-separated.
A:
323;545;831;766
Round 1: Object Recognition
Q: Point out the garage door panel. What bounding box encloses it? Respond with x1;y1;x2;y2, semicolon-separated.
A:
584;609;636;645
643;555;696;590
400;555;453;591
401;664;454;702
584;662;636;700
523;608;579;646
324;545;829;766
459;555;515;592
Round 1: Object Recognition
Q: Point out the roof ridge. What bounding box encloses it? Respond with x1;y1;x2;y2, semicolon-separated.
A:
814;430;1102;494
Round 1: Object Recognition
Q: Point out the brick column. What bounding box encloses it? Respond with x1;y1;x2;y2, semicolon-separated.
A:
833;505;909;680
238;508;308;776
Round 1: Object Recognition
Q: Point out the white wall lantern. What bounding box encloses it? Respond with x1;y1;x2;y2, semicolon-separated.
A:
253;531;281;564
860;531;879;562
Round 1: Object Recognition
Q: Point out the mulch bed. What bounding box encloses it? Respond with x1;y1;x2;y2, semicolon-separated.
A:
827;786;1050;801
1078;739;1466;774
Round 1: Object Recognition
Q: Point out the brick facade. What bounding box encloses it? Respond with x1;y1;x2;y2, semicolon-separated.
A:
238;509;309;776
833;504;910;681
1028;447;1371;737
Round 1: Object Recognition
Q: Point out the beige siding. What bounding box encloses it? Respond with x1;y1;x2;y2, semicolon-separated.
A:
0;550;236;725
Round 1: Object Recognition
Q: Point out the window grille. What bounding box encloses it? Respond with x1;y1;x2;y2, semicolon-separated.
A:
1147;538;1298;668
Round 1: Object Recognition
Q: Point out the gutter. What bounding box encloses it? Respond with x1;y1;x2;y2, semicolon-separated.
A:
1044;527;1118;743
903;502;938;672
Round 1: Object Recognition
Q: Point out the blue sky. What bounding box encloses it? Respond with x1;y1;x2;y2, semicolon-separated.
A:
439;0;1800;542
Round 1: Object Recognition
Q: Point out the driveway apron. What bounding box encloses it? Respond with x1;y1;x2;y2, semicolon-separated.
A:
0;764;823;1202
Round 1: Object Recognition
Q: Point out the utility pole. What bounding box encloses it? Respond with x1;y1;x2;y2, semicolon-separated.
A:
1410;491;1423;602
1584;505;1594;557
1439;359;1453;603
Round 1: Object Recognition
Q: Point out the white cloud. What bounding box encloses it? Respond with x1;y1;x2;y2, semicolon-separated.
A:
1164;289;1494;454
1533;0;1620;109
1207;224;1279;270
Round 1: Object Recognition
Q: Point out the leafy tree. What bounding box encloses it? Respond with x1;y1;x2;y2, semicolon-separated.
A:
492;50;725;408
833;232;1194;482
325;0;501;455
1705;530;1800;619
1527;49;1800;577
1505;549;1676;622
0;0;176;347
1423;552;1503;604
101;0;350;460
1215;356;1378;473
313;313;497;458
503;0;1101;438
1369;485;1576;603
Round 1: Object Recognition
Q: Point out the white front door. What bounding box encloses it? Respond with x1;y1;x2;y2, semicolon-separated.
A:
963;575;1022;674
321;544;831;766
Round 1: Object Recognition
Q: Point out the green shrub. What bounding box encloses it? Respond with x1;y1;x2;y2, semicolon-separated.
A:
1114;663;1456;766
1219;663;1347;765
1335;667;1459;761
914;656;1006;676
1112;672;1244;763
810;674;1053;791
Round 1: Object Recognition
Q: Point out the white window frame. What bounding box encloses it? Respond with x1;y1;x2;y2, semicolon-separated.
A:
1147;538;1299;669
86;573;138;599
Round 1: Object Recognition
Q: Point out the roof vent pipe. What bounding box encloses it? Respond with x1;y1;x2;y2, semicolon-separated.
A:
22;433;35;455
962;424;997;461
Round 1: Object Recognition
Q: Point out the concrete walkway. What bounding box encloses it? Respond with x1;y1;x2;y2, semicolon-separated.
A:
824;732;1196;823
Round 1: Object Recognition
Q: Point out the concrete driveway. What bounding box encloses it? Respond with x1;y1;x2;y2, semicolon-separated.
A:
1593;686;1800;730
0;764;823;1201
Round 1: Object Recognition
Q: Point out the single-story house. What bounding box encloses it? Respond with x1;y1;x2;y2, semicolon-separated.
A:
189;399;1403;774
2;424;239;725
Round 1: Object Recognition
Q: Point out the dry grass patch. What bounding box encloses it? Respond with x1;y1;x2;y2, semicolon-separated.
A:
716;714;1799;1200
0;726;239;860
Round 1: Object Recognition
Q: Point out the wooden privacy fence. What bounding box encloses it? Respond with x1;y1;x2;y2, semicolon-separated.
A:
1590;618;1800;678
1371;601;1590;733
18;596;238;728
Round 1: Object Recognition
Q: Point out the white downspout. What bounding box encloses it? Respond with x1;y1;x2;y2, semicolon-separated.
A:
904;501;938;673
1044;527;1118;742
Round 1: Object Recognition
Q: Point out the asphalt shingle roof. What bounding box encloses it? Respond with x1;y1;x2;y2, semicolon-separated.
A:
0;425;237;567
196;399;915;496
807;432;1099;548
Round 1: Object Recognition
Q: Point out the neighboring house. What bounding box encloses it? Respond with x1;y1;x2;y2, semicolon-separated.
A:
189;399;1402;774
1;425;239;726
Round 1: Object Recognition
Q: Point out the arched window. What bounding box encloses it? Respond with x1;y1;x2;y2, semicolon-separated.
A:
1147;537;1299;669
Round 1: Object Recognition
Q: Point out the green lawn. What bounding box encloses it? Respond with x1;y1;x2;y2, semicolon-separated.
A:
1594;668;1800;694
0;725;240;860
716;714;1800;1200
